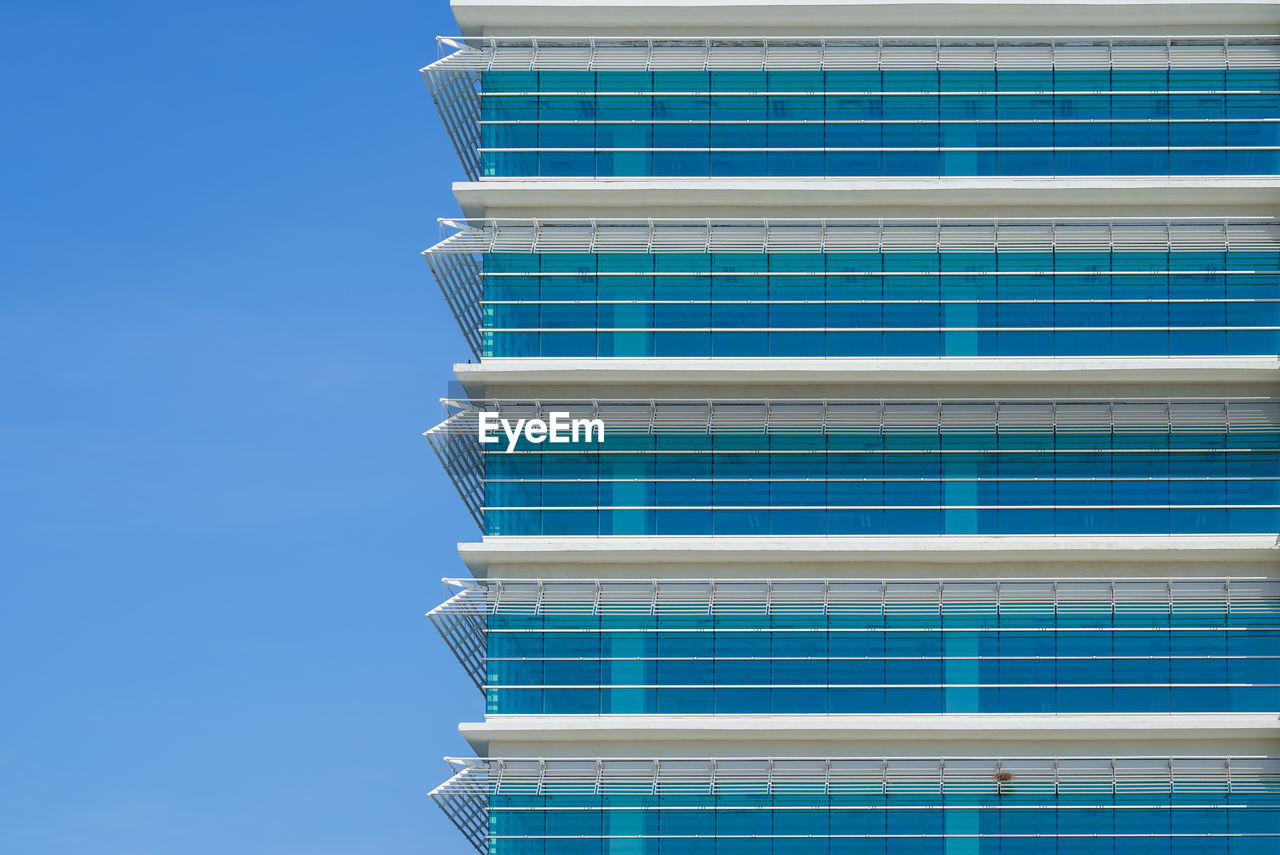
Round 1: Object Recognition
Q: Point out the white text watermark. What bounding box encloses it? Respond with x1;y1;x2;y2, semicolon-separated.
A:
478;411;605;452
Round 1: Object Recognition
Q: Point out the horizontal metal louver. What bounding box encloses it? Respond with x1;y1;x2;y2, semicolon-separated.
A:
880;226;940;253
993;402;1057;431
1054;402;1116;433
1113;43;1173;69
880;45;939;70
433;576;1278;634
426;218;1280;256
1228;400;1280;430
939;403;996;433
706;223;765;252
534;42;594;70
437;755;1278;791
591;42;651;71
937;45;993;70
1112;401;1172;432
996;224;1055;251
996;44;1055;70
1228;221;1280;249
938;224;997;252
707;42;766;70
765;222;827;251
1229;42;1280;68
1170;401;1230;429
1052;42;1112;70
1111;224;1171;250
822;42;881;70
426;36;1278;74
1168;42;1227;70
1172;222;1228;250
1054;223;1116;251
825;402;885;432
488;224;537;252
426;397;1279;437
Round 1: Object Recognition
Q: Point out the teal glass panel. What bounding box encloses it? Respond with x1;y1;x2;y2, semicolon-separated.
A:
471;65;1280;177
479;248;1280;358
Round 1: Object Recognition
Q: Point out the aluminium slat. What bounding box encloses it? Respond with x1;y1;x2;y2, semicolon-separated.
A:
425;251;483;358
1113;43;1174;70
766;42;825;70
938;44;995;71
1045;42;1113;70
438;756;1278;789
443;576;1276;615
1228;42;1280;69
425;218;1280;256
426;36;1276;74
648;41;709;71
880;44;940;70
421;63;482;180
996;44;1055;70
427;397;1277;435
429;765;489;855
1169;42;1229;70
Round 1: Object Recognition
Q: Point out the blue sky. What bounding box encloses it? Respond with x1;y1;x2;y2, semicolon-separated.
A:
1;2;479;852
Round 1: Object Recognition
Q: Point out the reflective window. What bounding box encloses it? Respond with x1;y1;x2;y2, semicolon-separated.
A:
466;578;1280;715
481;426;1280;536
472;247;1280;358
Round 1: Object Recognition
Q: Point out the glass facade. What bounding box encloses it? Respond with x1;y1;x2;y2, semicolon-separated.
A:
461;399;1280;537
480;584;1280;716
432;756;1280;855
482;249;1280;358
426;577;1280;716
423;25;1280;855
425;218;1280;361
477;69;1280;179
422;37;1280;180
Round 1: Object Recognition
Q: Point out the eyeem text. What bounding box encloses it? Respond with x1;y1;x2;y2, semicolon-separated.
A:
478;411;605;452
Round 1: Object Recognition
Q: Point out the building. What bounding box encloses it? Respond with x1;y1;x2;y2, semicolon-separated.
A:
420;1;1280;852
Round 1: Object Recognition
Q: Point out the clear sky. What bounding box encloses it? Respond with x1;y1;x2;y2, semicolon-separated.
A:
2;2;479;852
